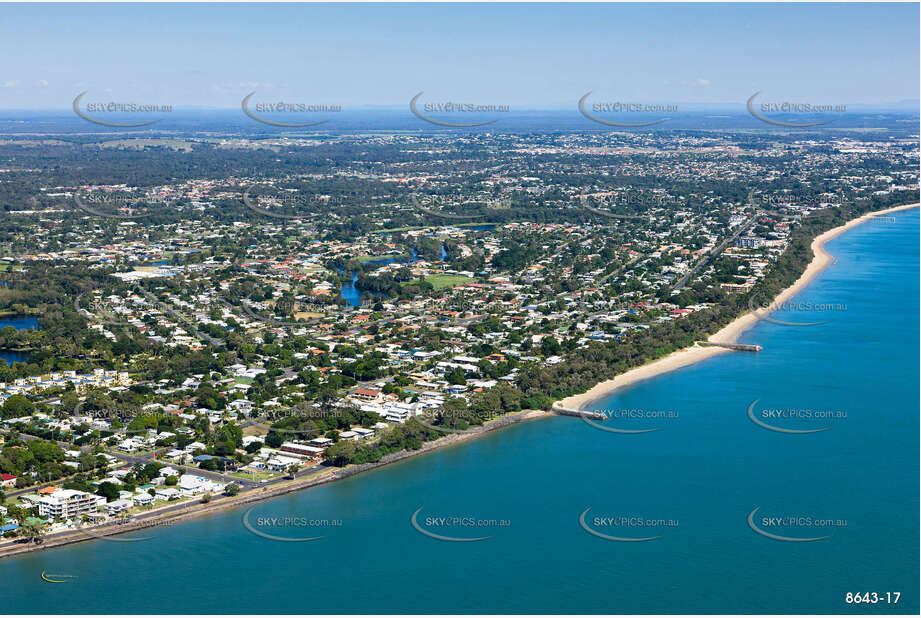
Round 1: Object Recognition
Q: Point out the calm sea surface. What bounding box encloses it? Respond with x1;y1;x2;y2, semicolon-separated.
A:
1;209;918;613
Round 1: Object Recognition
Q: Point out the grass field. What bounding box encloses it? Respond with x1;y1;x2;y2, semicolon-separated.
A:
354;253;406;262
294;311;325;319
230;470;277;482
242;424;268;437
404;274;473;290
376;226;421;233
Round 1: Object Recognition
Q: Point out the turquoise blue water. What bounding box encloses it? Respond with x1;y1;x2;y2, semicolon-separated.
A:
1;209;917;613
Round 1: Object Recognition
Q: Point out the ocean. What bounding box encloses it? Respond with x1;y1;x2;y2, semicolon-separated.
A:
1;208;917;614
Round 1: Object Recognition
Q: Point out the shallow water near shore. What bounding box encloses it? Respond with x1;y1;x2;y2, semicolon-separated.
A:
1;208;918;614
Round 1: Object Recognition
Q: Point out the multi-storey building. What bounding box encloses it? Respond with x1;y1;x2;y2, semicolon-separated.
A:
37;489;96;518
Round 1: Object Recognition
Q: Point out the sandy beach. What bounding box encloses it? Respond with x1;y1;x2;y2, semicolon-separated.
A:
555;202;920;411
1;203;916;558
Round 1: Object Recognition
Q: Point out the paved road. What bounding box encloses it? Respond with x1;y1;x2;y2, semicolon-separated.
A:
106;451;259;489
1;458;333;551
112;446;328;489
134;285;224;347
670;212;759;292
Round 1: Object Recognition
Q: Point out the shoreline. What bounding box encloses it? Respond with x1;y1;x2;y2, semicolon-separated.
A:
0;409;552;559
554;201;920;412
1;201;916;559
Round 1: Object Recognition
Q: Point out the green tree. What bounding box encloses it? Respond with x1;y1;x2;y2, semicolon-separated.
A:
27;440;64;463
18;518;47;543
540;336;561;356
324;440;356;467
2;395;34;419
96;481;119;502
446;367;467;385
264;432;284;449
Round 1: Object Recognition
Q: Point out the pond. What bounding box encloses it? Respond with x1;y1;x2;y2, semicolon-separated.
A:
0;316;38;365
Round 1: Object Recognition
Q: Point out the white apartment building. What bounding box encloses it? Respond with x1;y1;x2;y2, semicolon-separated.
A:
37;489;96;518
381;401;422;424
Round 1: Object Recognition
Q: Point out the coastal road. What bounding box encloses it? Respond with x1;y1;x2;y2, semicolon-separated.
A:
0;460;333;554
116;453;262;489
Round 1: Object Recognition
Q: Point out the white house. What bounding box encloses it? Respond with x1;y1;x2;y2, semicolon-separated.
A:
178;474;207;495
104;499;133;515
382;401;421;424
155;487;181;501
178;474;224;496
184;441;207;453
133;493;154;506
266;454;302;471
165;449;187;462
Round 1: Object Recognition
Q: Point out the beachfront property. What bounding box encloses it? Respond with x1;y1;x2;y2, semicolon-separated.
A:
37;490;98;519
262;453;303;472
154;488;181;501
178;474;225;496
280;442;325;459
1;118;916;559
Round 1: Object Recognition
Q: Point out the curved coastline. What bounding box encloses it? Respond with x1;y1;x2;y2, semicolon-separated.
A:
0;409;551;559
0;202;916;557
554;201;920;412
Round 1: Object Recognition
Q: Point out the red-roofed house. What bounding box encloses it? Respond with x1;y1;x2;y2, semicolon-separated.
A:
353;388;381;402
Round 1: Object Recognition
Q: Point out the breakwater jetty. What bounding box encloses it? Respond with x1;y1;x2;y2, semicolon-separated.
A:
552;405;608;420
698;341;762;352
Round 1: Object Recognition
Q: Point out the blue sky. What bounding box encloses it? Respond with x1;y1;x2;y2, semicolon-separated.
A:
0;2;918;109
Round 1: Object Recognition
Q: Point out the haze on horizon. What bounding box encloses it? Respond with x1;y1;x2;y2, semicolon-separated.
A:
0;2;918;111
